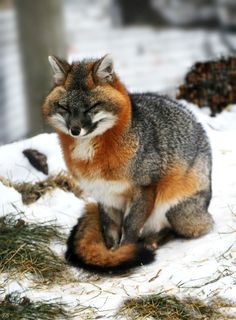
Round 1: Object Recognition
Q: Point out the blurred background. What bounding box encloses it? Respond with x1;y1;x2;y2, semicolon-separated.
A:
0;0;236;144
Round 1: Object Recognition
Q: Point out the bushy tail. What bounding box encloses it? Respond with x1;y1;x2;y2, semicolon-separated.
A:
65;203;155;273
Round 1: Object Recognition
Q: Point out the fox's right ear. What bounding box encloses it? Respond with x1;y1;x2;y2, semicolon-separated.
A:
48;56;70;85
94;54;114;83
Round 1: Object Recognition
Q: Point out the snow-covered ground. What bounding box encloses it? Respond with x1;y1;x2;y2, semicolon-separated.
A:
0;101;236;318
1;1;236;316
1;8;236;315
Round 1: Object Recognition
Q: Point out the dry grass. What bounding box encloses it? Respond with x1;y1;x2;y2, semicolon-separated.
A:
0;292;81;320
119;293;236;320
0;213;69;283
0;171;81;204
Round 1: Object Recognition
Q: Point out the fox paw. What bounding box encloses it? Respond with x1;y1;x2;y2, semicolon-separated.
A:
144;239;158;251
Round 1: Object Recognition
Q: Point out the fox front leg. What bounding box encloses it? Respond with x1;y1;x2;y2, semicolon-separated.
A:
120;187;155;245
99;204;123;249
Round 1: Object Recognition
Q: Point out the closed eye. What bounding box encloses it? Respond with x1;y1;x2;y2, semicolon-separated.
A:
85;102;102;114
56;103;70;113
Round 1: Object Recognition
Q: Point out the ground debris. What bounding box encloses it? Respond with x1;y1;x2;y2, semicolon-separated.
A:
0;213;68;283
119;293;236;320
177;56;236;116
0;171;82;204
0;291;81;320
23;148;49;175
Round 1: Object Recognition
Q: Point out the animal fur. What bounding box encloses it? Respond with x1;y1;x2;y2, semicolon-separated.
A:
43;54;213;273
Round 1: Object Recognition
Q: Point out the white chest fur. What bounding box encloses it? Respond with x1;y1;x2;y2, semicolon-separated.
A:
79;177;130;210
72;138;94;161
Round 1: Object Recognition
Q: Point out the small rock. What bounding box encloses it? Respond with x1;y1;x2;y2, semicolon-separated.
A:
23;149;49;175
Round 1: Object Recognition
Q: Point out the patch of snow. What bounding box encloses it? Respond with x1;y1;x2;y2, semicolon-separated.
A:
1;103;236;317
0;133;65;183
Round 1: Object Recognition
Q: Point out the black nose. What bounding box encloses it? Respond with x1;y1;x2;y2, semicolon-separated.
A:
70;126;81;136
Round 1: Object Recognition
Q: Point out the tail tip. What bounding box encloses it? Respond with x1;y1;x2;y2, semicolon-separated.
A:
65;223;156;274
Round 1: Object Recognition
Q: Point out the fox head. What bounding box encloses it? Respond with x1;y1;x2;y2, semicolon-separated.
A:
42;54;131;138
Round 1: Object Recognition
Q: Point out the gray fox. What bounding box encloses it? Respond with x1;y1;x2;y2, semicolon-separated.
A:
42;54;213;272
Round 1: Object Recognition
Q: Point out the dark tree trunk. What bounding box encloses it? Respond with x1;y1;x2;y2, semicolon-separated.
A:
14;0;67;136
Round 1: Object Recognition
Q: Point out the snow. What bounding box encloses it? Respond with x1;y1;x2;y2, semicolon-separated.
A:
0;102;236;318
67;26;236;98
1;0;236;316
2;13;236;315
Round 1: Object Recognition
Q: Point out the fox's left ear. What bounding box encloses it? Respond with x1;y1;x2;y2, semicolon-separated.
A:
94;54;114;82
48;56;70;85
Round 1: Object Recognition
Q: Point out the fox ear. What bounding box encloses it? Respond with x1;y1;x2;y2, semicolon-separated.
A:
48;56;70;85
94;54;114;82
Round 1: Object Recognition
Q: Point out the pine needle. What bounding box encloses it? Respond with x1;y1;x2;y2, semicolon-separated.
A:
119;293;236;320
0;292;78;320
0;213;67;283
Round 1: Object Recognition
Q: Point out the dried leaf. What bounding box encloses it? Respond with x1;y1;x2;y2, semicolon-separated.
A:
23;149;49;175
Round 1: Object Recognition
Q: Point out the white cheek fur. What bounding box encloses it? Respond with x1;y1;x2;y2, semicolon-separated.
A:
50;114;68;134
50;111;117;139
89;111;117;137
92;111;114;123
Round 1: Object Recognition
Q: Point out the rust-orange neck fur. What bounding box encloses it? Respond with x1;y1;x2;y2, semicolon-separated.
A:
57;84;135;180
